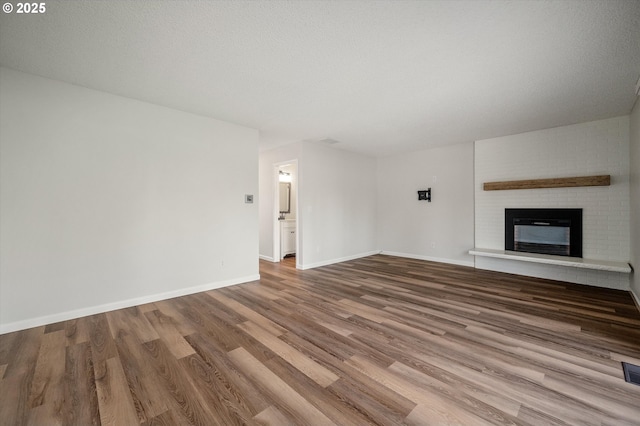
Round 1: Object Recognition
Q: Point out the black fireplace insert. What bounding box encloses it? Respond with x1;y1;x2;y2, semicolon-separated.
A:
505;208;582;257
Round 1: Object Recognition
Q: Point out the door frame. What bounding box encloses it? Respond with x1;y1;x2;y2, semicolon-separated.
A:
273;159;299;268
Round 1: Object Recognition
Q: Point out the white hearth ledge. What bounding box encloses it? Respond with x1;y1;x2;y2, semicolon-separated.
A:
469;248;631;273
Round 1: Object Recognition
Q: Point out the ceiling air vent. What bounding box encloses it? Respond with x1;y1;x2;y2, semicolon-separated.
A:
622;362;640;386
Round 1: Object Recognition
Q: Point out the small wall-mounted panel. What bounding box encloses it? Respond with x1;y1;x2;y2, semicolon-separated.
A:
417;188;431;202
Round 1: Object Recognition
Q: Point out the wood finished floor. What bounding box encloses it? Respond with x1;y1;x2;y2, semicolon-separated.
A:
1;255;640;425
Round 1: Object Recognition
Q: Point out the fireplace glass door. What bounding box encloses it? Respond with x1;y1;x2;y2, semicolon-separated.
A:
513;219;571;256
505;208;582;258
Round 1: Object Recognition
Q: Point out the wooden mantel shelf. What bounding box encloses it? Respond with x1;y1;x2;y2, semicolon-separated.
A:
483;175;610;191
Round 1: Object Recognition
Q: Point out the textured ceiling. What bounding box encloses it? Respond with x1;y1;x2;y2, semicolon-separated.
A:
1;1;639;157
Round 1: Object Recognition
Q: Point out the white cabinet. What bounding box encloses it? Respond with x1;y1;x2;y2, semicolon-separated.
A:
280;220;296;258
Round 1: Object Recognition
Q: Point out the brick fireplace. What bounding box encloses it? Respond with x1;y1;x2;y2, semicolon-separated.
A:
473;116;630;290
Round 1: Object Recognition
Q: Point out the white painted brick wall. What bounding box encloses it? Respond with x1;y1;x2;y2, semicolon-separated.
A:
474;116;630;290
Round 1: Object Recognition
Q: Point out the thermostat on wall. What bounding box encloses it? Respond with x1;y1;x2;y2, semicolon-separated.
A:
245;194;254;203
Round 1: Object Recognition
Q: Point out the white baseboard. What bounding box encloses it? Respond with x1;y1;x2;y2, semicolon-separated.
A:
0;274;260;335
299;250;382;270
259;254;276;262
380;251;475;268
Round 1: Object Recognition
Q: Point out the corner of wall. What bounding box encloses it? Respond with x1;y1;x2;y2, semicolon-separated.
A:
629;97;640;303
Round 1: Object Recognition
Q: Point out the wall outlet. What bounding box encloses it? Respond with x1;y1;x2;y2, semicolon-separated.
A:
431;242;436;249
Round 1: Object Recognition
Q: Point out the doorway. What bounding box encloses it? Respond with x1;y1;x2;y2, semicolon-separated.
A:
274;161;299;268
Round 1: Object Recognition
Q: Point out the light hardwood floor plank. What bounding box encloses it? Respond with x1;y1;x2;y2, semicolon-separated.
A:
228;347;335;425
62;342;100;426
95;357;140;426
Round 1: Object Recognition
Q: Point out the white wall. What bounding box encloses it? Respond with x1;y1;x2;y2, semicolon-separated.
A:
630;100;640;305
0;67;259;333
377;142;475;266
300;142;378;269
474;116;630;289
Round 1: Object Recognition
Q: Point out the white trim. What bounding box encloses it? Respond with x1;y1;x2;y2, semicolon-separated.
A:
381;251;475;267
299;250;382;270
273;163;282;263
259;254;276;262
0;274;259;335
